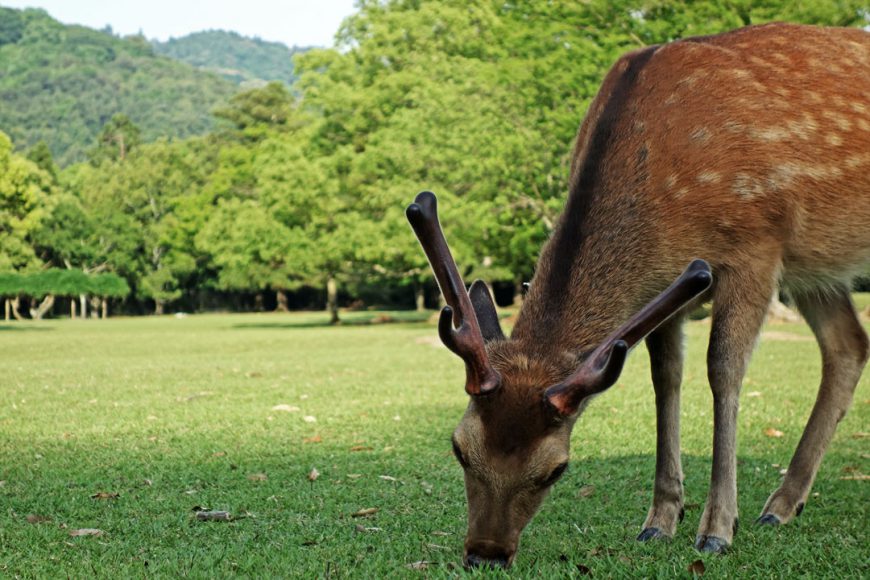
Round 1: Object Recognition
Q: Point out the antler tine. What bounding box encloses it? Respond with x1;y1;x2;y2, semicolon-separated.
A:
406;191;501;396
547;260;713;415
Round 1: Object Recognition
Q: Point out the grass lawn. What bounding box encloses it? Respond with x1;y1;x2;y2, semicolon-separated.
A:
0;310;867;577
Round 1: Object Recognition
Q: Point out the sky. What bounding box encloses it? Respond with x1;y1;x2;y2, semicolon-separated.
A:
0;0;358;47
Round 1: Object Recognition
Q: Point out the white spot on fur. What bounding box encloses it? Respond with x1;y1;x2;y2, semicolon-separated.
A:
804;91;823;104
844;153;870;169
826;133;844;147
732;173;765;199
750;126;791;141
697;171;721;184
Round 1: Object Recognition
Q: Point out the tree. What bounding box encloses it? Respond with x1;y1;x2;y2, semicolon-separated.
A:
88;113;142;164
0;131;53;273
196;198;311;310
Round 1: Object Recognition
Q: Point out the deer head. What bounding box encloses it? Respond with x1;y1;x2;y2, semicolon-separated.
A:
407;191;711;568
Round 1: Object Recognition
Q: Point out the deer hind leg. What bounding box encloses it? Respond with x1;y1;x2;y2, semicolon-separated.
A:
758;286;869;525
695;265;778;553
638;316;686;541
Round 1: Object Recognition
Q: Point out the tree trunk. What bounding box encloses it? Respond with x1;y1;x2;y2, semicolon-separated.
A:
10;297;24;321
275;289;289;312
254;292;264;312
5;298;9;321
89;295;101;318
71;299;77;320
155;300;165;316
326;276;340;324
101;299;108;319
29;295;55;320
414;283;426;312
80;294;88;319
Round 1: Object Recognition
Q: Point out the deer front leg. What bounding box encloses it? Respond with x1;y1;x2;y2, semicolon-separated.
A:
638;316;686;541
696;266;776;553
758;287;869;525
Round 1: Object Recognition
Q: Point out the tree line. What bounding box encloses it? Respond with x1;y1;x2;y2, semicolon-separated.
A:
2;0;867;322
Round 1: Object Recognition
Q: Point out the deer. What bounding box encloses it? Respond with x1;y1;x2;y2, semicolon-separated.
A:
406;22;869;567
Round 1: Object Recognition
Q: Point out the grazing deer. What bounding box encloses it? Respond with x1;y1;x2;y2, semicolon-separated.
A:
407;22;869;567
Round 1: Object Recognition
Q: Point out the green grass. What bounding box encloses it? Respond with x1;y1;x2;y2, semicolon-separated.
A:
1;311;867;578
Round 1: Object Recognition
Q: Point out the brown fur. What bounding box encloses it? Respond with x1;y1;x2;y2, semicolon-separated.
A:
445;23;869;565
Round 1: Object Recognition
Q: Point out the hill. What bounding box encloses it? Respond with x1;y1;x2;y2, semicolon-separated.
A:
0;7;238;166
152;30;310;87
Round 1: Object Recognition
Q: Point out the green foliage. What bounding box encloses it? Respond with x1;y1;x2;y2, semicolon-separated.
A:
213;82;301;140
25;141;59;181
0;268;127;298
90;272;130;298
0;7;236;166
87;114;142;165
0;131;54;273
0;7;25;47
152;30;310;86
3;1;869;315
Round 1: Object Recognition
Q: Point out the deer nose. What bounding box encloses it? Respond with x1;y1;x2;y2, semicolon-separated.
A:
464;552;510;569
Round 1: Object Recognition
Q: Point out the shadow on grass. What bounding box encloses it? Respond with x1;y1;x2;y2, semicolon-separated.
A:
232;311;433;330
0;324;53;331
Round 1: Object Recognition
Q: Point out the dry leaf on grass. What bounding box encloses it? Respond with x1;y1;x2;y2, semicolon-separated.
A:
90;492;120;500
247;473;268;482
195;510;232;521
578;485;595;498
851;432;869;439
213;451;227;457
425;543;448;551
69;528;104;537
350;445;373;452
840;474;870;481
431;530;451;536
406;561;431;570
303;435;322;444
351;507;379;518
355;524;382;533
379;475;397;482
747;391;762;398
308;468;320;482
688;559;706;575
26;514;51;524
346;474;363;479
303;416;317;423
763;427;784;438
272;404;300;412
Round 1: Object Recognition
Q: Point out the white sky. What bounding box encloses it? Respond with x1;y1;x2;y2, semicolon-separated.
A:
0;0;358;47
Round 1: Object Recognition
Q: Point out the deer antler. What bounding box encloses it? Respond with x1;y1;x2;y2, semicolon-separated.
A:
546;259;713;415
406;191;501;396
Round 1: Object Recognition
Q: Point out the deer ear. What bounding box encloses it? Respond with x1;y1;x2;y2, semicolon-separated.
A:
469;280;505;342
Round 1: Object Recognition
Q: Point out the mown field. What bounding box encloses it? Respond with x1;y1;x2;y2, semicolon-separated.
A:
1;307;868;578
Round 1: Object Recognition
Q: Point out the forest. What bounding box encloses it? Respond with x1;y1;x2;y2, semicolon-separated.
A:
1;0;868;321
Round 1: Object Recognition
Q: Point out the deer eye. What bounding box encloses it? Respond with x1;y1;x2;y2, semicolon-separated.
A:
451;438;469;468
540;463;569;487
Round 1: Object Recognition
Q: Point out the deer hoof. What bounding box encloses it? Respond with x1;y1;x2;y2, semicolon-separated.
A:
637;527;666;542
694;535;729;553
755;514;781;526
